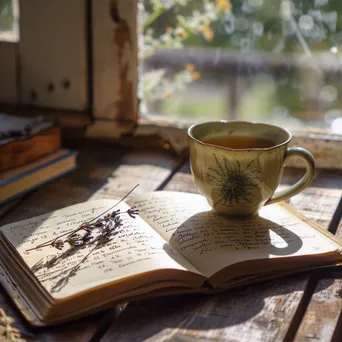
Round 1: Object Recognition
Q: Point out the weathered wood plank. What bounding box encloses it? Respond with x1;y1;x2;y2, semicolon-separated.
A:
0;286;102;342
100;163;340;342
162;161;198;194
332;197;342;240
294;279;342;342
0;142;181;341
91;0;138;121
100;276;310;342
0;198;23;219
88;151;180;200
291;186;340;342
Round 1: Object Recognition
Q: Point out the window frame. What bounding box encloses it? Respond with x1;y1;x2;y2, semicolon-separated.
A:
87;0;342;169
0;0;341;169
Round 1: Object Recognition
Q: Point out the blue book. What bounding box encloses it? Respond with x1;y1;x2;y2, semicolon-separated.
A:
0;149;77;206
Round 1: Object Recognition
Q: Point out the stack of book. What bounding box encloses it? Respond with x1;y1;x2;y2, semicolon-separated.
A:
0;114;77;206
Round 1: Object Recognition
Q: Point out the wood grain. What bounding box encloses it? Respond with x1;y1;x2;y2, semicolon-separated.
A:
293;176;342;342
0;143;180;341
0;286;102;342
294;279;342;342
100;276;310;342
88;150;181;200
100;163;341;342
91;0;138;121
332;194;342;240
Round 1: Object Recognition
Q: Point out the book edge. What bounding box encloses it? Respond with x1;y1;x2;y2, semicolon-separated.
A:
0;149;78;187
0;153;77;206
278;202;342;250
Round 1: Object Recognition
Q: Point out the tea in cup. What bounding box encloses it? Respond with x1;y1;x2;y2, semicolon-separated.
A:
188;121;315;216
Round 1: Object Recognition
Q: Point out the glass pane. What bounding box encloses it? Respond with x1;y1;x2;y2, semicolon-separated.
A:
140;0;342;134
0;0;19;41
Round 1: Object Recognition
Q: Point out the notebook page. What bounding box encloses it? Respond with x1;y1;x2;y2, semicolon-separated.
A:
1;199;201;299
130;192;340;278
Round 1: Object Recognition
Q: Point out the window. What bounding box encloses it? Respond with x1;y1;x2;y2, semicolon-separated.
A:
0;0;18;103
0;0;19;41
140;0;342;135
0;0;341;168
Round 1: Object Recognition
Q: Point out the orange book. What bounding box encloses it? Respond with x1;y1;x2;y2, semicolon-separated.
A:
0;114;61;172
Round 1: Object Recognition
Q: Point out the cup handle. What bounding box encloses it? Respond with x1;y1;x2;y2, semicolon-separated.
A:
265;147;315;206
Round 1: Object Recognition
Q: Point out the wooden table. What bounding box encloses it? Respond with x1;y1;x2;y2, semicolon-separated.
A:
1;141;342;342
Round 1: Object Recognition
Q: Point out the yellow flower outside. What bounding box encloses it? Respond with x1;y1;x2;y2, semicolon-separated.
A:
216;0;232;12
192;71;201;80
175;27;187;40
146;28;154;36
200;24;214;41
163;90;173;98
186;64;195;72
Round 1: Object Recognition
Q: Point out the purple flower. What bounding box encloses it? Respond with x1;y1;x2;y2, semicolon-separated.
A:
94;218;104;227
24;184;140;255
52;239;64;250
114;216;123;228
82;231;94;242
80;222;90;229
111;209;120;218
104;220;115;232
127;206;139;219
67;233;84;247
103;229;119;239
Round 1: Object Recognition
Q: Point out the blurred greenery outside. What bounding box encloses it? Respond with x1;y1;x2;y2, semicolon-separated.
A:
141;0;342;132
0;0;13;31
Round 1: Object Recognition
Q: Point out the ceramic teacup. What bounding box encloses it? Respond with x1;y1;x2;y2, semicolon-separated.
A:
188;121;315;216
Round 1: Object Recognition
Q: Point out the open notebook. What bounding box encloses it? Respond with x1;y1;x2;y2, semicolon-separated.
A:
0;191;341;326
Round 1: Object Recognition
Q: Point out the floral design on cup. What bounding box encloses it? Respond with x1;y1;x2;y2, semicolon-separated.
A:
207;153;259;206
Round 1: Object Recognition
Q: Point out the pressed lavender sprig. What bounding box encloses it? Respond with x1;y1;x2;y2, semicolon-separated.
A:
26;184;140;253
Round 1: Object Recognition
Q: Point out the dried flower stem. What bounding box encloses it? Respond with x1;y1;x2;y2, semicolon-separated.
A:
25;184;139;253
